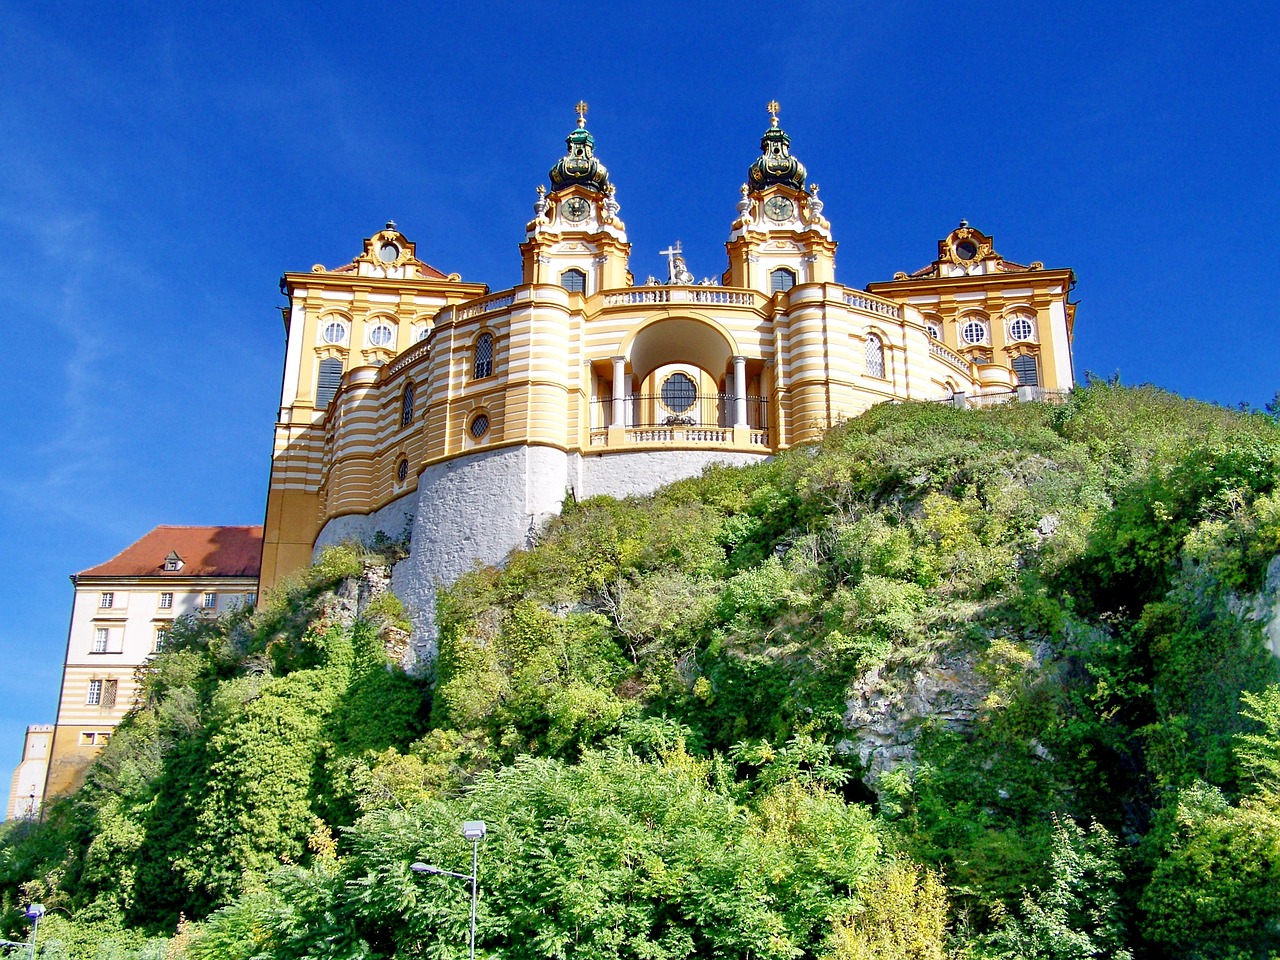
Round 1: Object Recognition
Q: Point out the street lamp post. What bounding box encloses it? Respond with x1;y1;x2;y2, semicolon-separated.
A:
411;820;487;960
23;905;45;960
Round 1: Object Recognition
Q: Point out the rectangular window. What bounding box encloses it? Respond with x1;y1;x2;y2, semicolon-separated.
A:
86;679;103;706
202;592;217;609
79;732;96;746
92;628;109;653
99;592;114;608
154;626;170;652
159;592;173;609
102;679;118;709
245;593;257;607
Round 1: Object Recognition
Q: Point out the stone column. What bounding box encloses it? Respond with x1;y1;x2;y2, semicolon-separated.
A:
733;355;748;427
611;356;626;428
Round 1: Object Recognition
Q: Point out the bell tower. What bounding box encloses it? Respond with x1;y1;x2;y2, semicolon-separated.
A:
520;103;631;293
725;102;836;293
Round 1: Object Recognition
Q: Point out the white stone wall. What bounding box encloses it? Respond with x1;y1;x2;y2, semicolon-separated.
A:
313;492;416;552
314;444;771;668
575;449;768;500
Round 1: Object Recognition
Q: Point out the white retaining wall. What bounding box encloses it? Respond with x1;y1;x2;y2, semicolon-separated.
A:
314;444;770;666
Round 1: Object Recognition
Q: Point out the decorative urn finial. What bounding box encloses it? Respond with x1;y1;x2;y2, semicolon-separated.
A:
747;100;807;192
549;101;611;194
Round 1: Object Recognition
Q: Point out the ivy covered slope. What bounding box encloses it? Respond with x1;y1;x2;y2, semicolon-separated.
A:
3;383;1280;960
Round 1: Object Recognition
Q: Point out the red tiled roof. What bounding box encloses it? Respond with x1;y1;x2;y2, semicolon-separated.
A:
76;526;263;579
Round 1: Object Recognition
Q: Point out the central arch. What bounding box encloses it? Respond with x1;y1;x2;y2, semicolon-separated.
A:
623;315;737;382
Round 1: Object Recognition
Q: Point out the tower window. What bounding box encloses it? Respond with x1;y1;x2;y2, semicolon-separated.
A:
369;322;395;348
1012;353;1040;387
561;268;587;293
401;381;416;427
397;458;409;482
770;268;796;293
961;319;989;345
473;333;494;379
99;592;114;609
322;320;348;345
925;321;942;341
316;358;343;408
86;680;103;706
865;334;886;379
469;413;490;439
92;628;109;653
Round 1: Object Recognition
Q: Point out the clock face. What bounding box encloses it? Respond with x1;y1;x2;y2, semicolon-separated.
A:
563;197;591;223
377;242;400;264
764;196;794;222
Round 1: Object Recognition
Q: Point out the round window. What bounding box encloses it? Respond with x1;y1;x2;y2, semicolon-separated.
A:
370;323;394;347
396;458;409;482
378;242;400;264
955;240;979;261
961;320;988;345
469;413;490;439
1008;316;1034;342
660;372;697;413
322;321;347;344
926;322;942;340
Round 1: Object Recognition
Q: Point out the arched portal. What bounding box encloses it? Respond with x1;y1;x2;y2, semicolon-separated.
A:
593;316;766;433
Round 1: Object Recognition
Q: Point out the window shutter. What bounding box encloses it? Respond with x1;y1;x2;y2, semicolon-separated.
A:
316;358;343;408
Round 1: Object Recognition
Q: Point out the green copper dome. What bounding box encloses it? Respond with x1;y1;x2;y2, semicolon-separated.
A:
747;102;806;192
549;103;610;194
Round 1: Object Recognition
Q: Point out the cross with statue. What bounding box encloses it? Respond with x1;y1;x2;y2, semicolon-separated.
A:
659;241;695;285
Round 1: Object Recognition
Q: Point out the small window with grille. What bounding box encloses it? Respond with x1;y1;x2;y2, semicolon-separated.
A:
401;382;416;426
865;334;886;379
469;413;490;439
473;333;494;379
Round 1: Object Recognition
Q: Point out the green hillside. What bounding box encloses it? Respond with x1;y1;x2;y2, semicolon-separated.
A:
4;384;1280;959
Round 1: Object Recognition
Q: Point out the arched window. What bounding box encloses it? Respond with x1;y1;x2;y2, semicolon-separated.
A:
561;268;587;293
473;333;494;379
1008;315;1035;342
960;318;989;345
396;458;409;482
865;334;885;378
469;413;490;440
316;358;343;408
401;381;416;427
925;319;942;340
770;267;796;293
1012;353;1039;387
369;321;395;348
321;319;348;344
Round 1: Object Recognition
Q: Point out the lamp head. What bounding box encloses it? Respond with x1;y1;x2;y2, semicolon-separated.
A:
462;820;487;841
24;904;46;921
410;862;441;875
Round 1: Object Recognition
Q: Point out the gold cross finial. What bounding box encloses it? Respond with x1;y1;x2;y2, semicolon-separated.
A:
767;100;780;126
575;100;588;128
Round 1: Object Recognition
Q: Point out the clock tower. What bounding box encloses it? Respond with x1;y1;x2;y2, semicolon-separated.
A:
725;102;836;293
520;103;632;292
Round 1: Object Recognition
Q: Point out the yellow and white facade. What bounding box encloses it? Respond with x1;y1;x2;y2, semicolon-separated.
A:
44;525;261;800
261;105;1077;654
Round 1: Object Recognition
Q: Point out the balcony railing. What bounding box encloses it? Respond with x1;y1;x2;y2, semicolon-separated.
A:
590;393;770;447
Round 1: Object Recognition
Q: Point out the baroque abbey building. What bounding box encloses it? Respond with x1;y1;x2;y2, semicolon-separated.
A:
260;104;1077;654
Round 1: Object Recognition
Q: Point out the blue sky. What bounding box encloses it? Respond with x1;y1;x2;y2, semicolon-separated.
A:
1;1;1277;809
